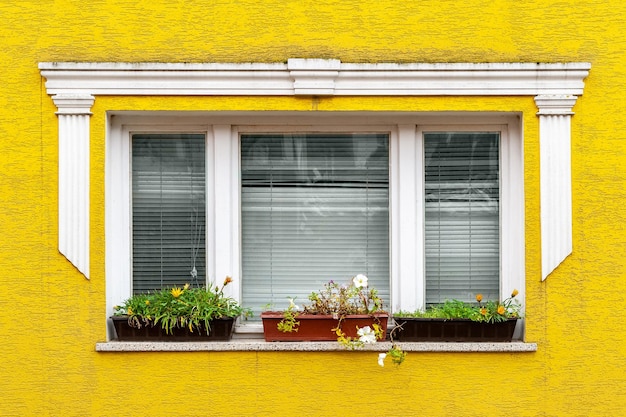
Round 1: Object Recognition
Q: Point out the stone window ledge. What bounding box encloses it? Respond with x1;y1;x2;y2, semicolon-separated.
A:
96;340;537;353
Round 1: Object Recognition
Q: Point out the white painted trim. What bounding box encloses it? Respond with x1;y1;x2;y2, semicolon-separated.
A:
40;60;590;97
40;59;590;281
500;118;526;292
212;124;239;300
536;96;576;280
393;125;423;312
104;116;130;330
54;94;94;278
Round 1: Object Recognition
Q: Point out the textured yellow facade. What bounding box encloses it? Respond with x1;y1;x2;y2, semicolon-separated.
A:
1;1;625;416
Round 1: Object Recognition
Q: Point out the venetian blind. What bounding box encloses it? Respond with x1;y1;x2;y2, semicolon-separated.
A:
241;133;390;317
424;132;500;305
131;134;206;294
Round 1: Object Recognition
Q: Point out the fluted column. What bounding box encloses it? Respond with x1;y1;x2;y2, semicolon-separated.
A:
53;94;95;279
535;95;578;280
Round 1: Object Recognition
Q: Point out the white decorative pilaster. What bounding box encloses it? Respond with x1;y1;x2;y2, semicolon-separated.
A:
53;94;95;279
535;95;578;280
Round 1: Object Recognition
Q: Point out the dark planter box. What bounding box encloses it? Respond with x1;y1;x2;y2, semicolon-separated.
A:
392;317;518;342
111;316;236;341
260;312;389;342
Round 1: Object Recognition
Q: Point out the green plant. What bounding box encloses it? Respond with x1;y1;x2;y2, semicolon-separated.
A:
276;298;300;333
113;276;252;334
395;289;522;323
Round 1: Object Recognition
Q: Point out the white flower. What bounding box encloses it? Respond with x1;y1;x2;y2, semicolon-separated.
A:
357;326;377;344
288;298;300;311
353;274;368;288
378;353;387;367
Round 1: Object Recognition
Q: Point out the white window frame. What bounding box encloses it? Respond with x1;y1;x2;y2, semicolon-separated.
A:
106;112;523;336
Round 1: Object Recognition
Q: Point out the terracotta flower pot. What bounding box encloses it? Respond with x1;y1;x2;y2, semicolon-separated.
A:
260;312;389;342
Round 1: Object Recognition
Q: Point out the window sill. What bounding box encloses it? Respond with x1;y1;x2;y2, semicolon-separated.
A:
96;339;537;353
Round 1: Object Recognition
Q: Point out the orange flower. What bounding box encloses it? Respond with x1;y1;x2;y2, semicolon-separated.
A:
497;305;505;315
223;276;233;286
511;289;519;297
480;308;487;316
475;294;483;302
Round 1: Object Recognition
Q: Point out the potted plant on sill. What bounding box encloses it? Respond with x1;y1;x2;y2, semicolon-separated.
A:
392;290;522;342
261;274;389;342
261;274;406;366
111;277;251;341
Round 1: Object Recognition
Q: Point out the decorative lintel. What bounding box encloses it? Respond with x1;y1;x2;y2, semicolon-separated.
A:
39;60;590;281
39;60;590;97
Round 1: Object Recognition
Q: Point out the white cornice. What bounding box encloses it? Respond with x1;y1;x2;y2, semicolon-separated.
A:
39;60;590;97
39;59;590;281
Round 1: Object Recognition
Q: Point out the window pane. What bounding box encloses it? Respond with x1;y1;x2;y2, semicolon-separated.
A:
241;133;389;317
132;134;206;293
424;132;500;304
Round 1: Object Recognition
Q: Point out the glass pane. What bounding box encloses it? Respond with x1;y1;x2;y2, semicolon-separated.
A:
424;132;500;304
241;133;389;318
132;134;206;293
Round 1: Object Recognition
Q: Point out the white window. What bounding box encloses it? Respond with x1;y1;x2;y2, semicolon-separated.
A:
106;113;524;333
131;133;207;292
240;132;390;316
424;131;501;304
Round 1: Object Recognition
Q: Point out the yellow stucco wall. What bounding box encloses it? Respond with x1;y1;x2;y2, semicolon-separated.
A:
1;1;625;416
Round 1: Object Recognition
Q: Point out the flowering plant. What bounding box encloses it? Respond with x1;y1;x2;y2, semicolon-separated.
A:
395;289;522;323
303;274;384;316
278;274;406;366
113;277;252;334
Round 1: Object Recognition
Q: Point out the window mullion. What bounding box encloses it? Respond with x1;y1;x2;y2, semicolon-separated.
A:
394;125;424;312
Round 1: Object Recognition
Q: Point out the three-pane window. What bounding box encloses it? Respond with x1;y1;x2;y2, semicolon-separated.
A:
109;115;522;331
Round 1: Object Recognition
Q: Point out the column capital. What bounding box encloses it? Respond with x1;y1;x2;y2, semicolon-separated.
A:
535;95;578;115
52;94;95;115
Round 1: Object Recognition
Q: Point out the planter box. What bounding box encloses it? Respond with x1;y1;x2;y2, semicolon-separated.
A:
392;317;518;342
111;316;236;341
260;312;389;342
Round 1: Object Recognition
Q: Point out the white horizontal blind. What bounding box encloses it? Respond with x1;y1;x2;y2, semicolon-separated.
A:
424;132;500;304
131;134;206;293
241;133;389;316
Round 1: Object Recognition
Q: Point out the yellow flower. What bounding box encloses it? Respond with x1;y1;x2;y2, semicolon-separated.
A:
127;307;133;315
145;300;150;305
183;283;190;290
223;276;233;286
511;289;519;297
475;294;483;302
497;305;506;315
480;307;487;316
171;287;183;298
